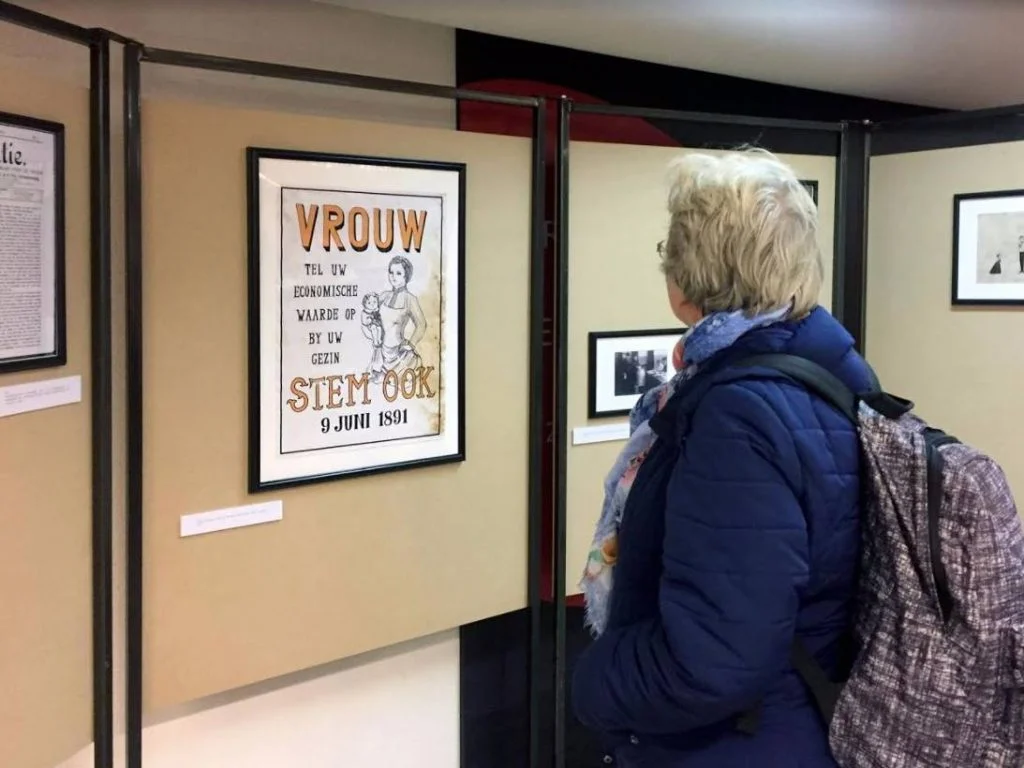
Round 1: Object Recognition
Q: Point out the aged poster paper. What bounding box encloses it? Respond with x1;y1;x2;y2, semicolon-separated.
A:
251;150;463;488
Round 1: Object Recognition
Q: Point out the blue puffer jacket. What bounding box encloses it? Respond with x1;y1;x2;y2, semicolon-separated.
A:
571;307;875;768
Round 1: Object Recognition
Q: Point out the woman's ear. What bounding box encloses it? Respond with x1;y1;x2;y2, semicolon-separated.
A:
665;275;702;326
672;338;685;372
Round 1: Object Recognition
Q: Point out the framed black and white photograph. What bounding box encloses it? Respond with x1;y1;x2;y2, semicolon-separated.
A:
587;329;682;419
953;189;1024;306
0;111;65;374
799;179;818;206
247;147;465;490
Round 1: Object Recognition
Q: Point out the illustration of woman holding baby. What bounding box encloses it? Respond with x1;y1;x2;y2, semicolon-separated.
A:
361;255;426;380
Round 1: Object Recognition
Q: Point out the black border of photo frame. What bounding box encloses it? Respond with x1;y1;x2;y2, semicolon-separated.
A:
0;109;67;374
800;178;819;205
245;147;468;492
586;328;682;419
951;187;1024;307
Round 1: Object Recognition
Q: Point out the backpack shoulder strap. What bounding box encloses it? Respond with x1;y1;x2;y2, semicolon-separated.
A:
790;639;843;725
735;354;860;423
732;353;913;422
712;353;913;730
659;352;909;445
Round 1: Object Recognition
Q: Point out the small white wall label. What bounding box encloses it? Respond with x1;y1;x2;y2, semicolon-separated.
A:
0;375;81;418
572;422;630;446
180;500;284;538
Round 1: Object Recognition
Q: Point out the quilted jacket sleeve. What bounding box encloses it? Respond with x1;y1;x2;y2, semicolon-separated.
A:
572;382;811;734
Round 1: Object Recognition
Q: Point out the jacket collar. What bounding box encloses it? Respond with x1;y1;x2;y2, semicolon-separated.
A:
648;316;804;442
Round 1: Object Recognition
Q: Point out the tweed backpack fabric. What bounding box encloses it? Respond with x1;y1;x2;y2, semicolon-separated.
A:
733;354;1024;767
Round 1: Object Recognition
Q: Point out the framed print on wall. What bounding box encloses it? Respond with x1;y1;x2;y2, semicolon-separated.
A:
587;329;683;419
0;111;66;374
799;179;819;206
247;147;465;491
953;189;1024;306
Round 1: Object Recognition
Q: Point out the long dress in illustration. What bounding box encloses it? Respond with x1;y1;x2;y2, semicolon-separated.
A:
378;290;423;372
991;254;1003;275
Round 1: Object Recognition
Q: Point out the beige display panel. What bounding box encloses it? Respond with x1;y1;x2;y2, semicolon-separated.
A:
0;76;93;767
565;141;837;594
142;99;530;711
868;145;1024;499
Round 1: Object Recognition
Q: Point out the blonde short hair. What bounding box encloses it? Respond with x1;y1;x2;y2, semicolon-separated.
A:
660;147;822;317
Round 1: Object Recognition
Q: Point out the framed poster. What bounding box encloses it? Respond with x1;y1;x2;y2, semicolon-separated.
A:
588;329;683;419
0;111;65;374
799;179;819;206
953;189;1024;306
247;148;465;490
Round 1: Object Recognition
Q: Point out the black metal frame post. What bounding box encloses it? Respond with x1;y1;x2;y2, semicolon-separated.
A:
873;101;1024;156
121;44;547;768
832;122;872;352
570;101;845;158
551;100;852;768
570;102;842;132
527;98;549;768
0;4;115;768
0;0;91;42
122;39;144;768
88;28;114;768
552;96;571;768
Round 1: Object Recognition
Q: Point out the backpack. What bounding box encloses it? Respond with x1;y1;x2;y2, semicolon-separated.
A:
732;353;1024;767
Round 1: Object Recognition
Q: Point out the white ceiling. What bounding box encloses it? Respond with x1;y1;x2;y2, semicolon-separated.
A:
319;0;1024;110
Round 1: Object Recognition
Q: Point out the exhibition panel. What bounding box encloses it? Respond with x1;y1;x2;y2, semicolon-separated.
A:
563;140;838;594
0;10;113;767
137;97;536;712
867;141;1024;499
0;66;93;768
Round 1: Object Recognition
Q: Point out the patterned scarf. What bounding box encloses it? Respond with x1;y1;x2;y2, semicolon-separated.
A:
579;305;792;636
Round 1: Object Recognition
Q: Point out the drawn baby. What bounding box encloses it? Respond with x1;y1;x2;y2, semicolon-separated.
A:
361;292;384;347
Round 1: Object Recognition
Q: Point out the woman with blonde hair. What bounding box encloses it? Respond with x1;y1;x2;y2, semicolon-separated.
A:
573;148;872;767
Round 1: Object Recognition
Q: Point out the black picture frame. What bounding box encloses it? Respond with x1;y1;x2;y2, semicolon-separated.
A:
952;188;1024;306
799;179;819;205
246;146;467;491
587;328;682;419
0;109;66;374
